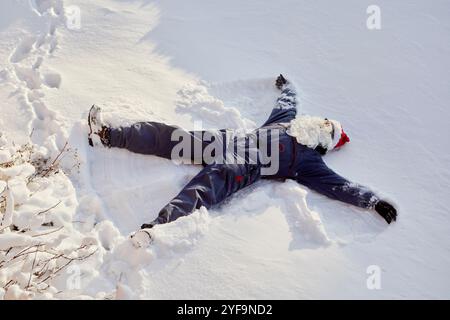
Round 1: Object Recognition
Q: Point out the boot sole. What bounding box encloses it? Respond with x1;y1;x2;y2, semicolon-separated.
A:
87;104;98;147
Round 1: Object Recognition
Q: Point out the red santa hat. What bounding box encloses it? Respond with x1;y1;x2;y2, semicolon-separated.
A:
330;120;350;150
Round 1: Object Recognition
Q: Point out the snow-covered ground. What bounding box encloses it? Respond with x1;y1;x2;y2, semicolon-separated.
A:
1;0;449;299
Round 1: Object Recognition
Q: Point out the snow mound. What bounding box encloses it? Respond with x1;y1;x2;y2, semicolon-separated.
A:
0;134;103;299
275;181;332;247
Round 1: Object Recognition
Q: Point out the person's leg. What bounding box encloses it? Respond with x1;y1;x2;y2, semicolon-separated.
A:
141;162;261;228
109;121;226;163
109;122;182;159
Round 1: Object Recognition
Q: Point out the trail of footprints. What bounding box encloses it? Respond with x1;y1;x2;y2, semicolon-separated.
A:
4;0;66;148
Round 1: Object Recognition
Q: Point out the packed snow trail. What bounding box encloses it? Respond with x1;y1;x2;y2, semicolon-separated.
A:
0;0;449;299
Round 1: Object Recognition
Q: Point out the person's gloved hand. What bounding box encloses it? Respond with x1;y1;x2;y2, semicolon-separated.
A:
275;74;288;90
375;200;397;224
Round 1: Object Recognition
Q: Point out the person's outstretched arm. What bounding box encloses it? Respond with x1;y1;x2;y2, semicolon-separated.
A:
261;74;298;127
295;153;397;224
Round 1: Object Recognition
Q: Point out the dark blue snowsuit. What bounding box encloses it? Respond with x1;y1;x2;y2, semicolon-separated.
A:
109;87;379;228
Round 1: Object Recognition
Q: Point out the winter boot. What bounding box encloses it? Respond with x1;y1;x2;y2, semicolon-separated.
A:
130;229;154;248
88;105;111;147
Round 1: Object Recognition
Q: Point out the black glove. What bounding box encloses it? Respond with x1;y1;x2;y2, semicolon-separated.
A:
275;74;287;90
375;200;397;224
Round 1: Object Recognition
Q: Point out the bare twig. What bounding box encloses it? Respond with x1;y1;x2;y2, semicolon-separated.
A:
11;244;42;260
41;142;68;178
35;201;61;216
37;259;72;285
37;248;98;285
0;243;49;269
34;244;96;279
12;248;57;262
31;226;63;237
61;248;98;261
72;220;86;224
27;245;39;289
4;279;16;289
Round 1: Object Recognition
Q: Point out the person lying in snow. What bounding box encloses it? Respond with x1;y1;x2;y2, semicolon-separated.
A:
88;75;397;248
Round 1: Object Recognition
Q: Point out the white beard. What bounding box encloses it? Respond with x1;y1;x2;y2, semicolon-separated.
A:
287;115;335;150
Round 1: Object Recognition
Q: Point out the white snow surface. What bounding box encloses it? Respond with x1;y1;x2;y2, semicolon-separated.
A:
0;0;449;299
